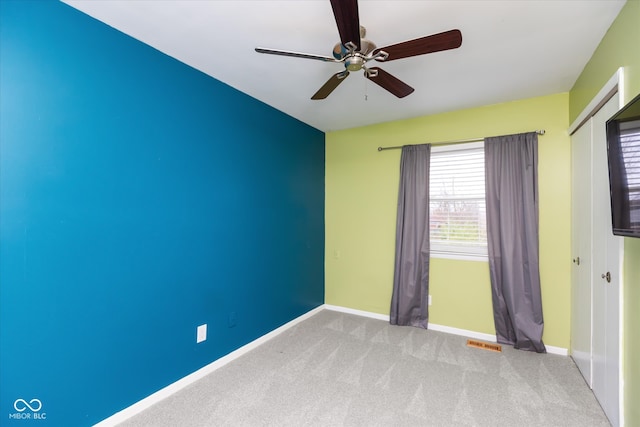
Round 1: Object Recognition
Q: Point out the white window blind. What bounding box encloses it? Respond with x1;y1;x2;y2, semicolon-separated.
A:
429;142;487;259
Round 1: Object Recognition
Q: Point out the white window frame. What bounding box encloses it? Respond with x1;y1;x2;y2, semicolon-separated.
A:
430;141;488;262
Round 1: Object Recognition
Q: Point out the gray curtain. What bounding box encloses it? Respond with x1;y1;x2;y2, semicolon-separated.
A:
390;144;431;328
484;132;546;353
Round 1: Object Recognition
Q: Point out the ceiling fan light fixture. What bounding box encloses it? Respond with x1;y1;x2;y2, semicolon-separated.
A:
345;54;365;71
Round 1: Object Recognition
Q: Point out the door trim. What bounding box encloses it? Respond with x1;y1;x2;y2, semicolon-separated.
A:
569;66;625;427
569;67;625;135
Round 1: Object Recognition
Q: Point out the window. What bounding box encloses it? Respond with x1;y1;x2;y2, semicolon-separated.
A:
429;142;487;260
620;121;640;227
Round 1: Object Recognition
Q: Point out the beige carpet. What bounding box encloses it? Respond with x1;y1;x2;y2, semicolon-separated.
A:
119;310;610;427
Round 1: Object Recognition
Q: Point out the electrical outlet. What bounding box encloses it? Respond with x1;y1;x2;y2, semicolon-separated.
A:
428;295;432;306
196;324;207;343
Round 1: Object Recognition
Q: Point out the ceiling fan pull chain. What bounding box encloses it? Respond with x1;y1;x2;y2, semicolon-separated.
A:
364;75;368;101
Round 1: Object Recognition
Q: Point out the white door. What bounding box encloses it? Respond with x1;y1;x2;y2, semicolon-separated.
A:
571;118;593;384
591;93;622;427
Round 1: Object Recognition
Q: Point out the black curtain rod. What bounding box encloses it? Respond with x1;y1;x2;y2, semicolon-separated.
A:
377;129;546;152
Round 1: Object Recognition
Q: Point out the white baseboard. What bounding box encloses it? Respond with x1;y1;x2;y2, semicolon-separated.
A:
542;345;568;356
323;304;390;321
93;305;324;427
323;304;568;356
428;322;497;342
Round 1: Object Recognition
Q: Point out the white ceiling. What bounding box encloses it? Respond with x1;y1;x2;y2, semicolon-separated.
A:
62;0;626;132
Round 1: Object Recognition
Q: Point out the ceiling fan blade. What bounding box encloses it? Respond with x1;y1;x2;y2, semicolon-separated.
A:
329;0;361;51
311;71;350;100
365;67;414;98
255;47;338;63
374;29;462;62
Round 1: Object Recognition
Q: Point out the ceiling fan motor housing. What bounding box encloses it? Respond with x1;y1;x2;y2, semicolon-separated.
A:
333;37;377;61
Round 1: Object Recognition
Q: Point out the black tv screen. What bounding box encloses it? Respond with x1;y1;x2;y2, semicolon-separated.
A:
606;92;640;238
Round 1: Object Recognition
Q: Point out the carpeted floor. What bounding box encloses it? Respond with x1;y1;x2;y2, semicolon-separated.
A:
119;310;610;427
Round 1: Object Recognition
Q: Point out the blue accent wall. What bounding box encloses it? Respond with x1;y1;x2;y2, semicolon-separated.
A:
0;1;325;425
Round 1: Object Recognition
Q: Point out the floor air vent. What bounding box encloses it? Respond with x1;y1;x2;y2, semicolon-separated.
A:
466;339;502;352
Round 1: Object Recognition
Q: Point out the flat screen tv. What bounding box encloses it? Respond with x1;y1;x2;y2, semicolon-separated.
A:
606;92;640;238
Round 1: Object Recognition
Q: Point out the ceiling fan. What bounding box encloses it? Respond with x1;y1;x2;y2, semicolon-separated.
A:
255;0;462;100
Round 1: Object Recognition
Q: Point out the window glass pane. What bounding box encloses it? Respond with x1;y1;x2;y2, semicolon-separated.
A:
620;124;640;226
430;143;487;258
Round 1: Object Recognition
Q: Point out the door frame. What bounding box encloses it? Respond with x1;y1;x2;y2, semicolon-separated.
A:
569;68;625;135
569;67;625;427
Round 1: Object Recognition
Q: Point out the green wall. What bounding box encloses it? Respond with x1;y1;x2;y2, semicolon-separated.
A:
570;0;640;124
623;238;640;426
326;1;638;421
569;1;640;425
326;93;571;349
